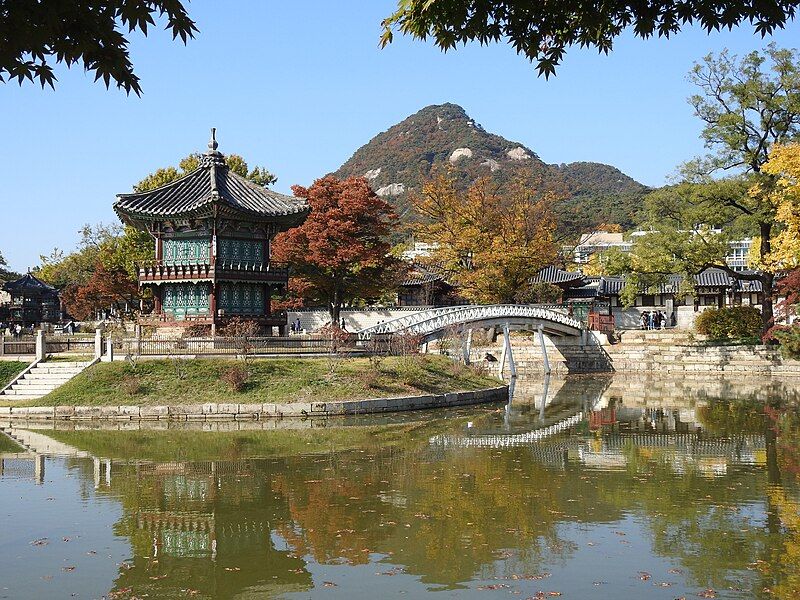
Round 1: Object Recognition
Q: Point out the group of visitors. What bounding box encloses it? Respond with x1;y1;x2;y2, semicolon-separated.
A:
289;318;303;334
640;311;670;330
1;322;28;338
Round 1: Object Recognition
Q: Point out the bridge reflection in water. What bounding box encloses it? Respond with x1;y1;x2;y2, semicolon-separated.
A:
1;373;797;599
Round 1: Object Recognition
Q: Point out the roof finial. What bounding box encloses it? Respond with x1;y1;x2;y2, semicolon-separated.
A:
208;127;218;152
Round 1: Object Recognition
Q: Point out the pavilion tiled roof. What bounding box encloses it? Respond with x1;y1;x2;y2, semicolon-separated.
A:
114;131;308;226
3;272;58;295
532;266;587;287
401;263;450;287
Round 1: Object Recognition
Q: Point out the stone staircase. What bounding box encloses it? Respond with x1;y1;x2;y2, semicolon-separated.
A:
0;360;92;402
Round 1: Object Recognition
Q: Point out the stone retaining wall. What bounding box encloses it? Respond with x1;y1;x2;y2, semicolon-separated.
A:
471;330;800;377
0;385;508;421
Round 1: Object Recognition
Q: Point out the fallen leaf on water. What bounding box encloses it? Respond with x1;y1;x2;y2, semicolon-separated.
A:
639;571;651;581
697;589;717;598
477;584;509;590
668;568;683;575
31;538;49;547
61;566;75;573
149;574;167;580
323;581;337;587
224;567;241;572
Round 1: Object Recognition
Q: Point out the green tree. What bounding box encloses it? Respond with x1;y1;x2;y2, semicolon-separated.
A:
0;251;20;283
0;0;197;94
134;153;276;192
381;1;800;77
609;46;800;332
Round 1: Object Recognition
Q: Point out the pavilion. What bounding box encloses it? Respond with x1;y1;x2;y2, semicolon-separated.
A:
114;130;309;333
2;272;62;326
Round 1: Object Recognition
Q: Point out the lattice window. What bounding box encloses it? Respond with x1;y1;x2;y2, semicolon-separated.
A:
218;238;264;266
218;282;266;315
161;283;211;319
163;238;211;265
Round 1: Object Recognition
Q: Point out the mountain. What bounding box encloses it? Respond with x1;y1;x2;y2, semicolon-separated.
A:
334;103;650;239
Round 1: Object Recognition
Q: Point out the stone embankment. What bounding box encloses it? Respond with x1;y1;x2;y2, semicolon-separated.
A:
0;386;508;421
472;330;800;377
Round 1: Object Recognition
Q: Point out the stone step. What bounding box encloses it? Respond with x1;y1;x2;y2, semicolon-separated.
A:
21;373;77;380
31;368;84;375
11;381;63;388
40;360;88;365
7;385;59;394
0;394;43;401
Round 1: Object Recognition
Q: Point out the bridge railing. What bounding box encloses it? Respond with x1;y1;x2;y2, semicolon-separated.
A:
357;304;583;339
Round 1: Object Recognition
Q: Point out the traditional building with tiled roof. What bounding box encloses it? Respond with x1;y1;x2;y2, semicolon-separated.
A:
397;263;461;306
2;272;62;325
114;130;309;333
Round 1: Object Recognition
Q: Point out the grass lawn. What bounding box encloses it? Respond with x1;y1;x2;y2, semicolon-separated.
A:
38;418;461;460
0;433;24;453
16;355;500;407
0;361;27;389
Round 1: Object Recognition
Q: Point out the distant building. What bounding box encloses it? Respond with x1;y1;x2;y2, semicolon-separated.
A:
1;272;62;326
533;266;765;329
571;232;632;264
401;242;440;262
397;263;460;307
571;230;753;272
113;131;309;333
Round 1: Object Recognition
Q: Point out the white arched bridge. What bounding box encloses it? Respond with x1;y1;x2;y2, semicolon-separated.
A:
356;304;583;342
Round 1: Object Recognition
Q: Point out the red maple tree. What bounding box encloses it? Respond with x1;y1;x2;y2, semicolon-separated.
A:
271;175;401;323
61;263;140;321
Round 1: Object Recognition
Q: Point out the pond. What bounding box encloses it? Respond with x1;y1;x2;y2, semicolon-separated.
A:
1;374;799;599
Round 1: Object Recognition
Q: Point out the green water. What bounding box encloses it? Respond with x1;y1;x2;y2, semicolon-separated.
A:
1;374;799;599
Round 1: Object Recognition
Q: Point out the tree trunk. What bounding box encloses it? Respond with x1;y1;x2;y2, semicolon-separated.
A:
759;222;775;336
328;288;341;327
761;271;775;336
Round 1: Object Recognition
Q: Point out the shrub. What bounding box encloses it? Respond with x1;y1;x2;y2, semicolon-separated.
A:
221;318;261;338
358;368;381;389
695;306;762;340
221;364;249;392
121;375;143;396
183;324;211;338
767;324;800;359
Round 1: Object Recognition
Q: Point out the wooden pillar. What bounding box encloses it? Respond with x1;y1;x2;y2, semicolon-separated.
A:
155;235;163;261
209;283;217;336
153;286;162;315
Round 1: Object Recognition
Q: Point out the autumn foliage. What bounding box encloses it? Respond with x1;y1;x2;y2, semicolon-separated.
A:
61;263;139;321
411;173;559;304
271;176;402;322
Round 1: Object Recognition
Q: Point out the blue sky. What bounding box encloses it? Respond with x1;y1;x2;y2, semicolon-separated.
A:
1;1;799;272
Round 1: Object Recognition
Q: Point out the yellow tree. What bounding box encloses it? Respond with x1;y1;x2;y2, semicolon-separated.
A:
411;173;558;304
759;143;800;269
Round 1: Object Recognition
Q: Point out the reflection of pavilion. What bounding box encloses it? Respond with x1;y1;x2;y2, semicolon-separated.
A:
108;459;313;598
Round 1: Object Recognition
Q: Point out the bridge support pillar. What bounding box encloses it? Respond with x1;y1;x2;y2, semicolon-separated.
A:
462;329;472;365
93;458;100;489
538;324;551;375
34;454;45;485
539;373;550;421
499;323;516;379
